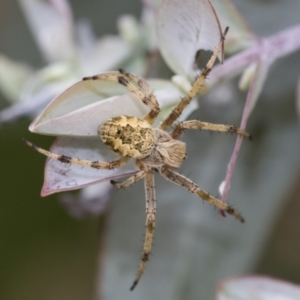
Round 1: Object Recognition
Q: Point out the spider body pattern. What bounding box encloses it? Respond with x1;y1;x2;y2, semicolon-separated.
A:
23;27;251;290
100;115;186;168
99;115;156;159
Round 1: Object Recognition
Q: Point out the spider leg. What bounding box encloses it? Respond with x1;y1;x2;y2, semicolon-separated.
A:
130;171;156;290
160;166;244;222
23;138;129;170
118;69;151;94
119;69;160;124
111;170;146;189
171;120;252;140
160;27;229;131
82;71;160;124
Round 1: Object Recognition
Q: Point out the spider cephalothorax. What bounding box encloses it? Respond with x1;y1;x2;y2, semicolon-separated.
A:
23;27;251;290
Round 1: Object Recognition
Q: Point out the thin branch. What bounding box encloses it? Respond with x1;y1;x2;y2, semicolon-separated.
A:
210;23;300;85
221;61;261;204
215;23;300;209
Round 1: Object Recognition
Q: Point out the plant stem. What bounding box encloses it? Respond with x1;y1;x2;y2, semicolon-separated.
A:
210;23;300;85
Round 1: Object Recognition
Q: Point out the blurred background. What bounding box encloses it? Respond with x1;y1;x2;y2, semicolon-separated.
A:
0;1;300;299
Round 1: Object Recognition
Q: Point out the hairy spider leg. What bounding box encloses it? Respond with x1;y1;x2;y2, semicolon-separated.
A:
130;171;156;290
171;120;252;140
160;166;244;222
160;27;229;130
111;163;156;290
83;71;160;124
111;170;146;189
22;138;129;170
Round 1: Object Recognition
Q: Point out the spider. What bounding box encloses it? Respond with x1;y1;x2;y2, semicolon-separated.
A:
23;27;251;290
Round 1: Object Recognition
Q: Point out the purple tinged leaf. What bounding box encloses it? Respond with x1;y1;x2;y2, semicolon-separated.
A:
157;0;223;78
41;137;137;196
29;76;149;136
29;76;186;136
217;276;300;300
31;93;148;137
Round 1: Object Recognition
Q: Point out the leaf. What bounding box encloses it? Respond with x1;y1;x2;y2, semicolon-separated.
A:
29;76;188;136
29;75;149;136
41;137;137;196
157;0;223;78
212;0;257;53
217;276;300;300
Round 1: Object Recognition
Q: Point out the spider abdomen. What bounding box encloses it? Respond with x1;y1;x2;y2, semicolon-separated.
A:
99;115;155;158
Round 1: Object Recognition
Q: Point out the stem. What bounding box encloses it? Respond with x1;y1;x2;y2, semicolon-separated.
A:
214;23;300;206
210;23;300;85
221;62;261;204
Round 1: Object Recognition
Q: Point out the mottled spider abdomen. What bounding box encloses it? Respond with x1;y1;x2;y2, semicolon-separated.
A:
99;115;155;158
